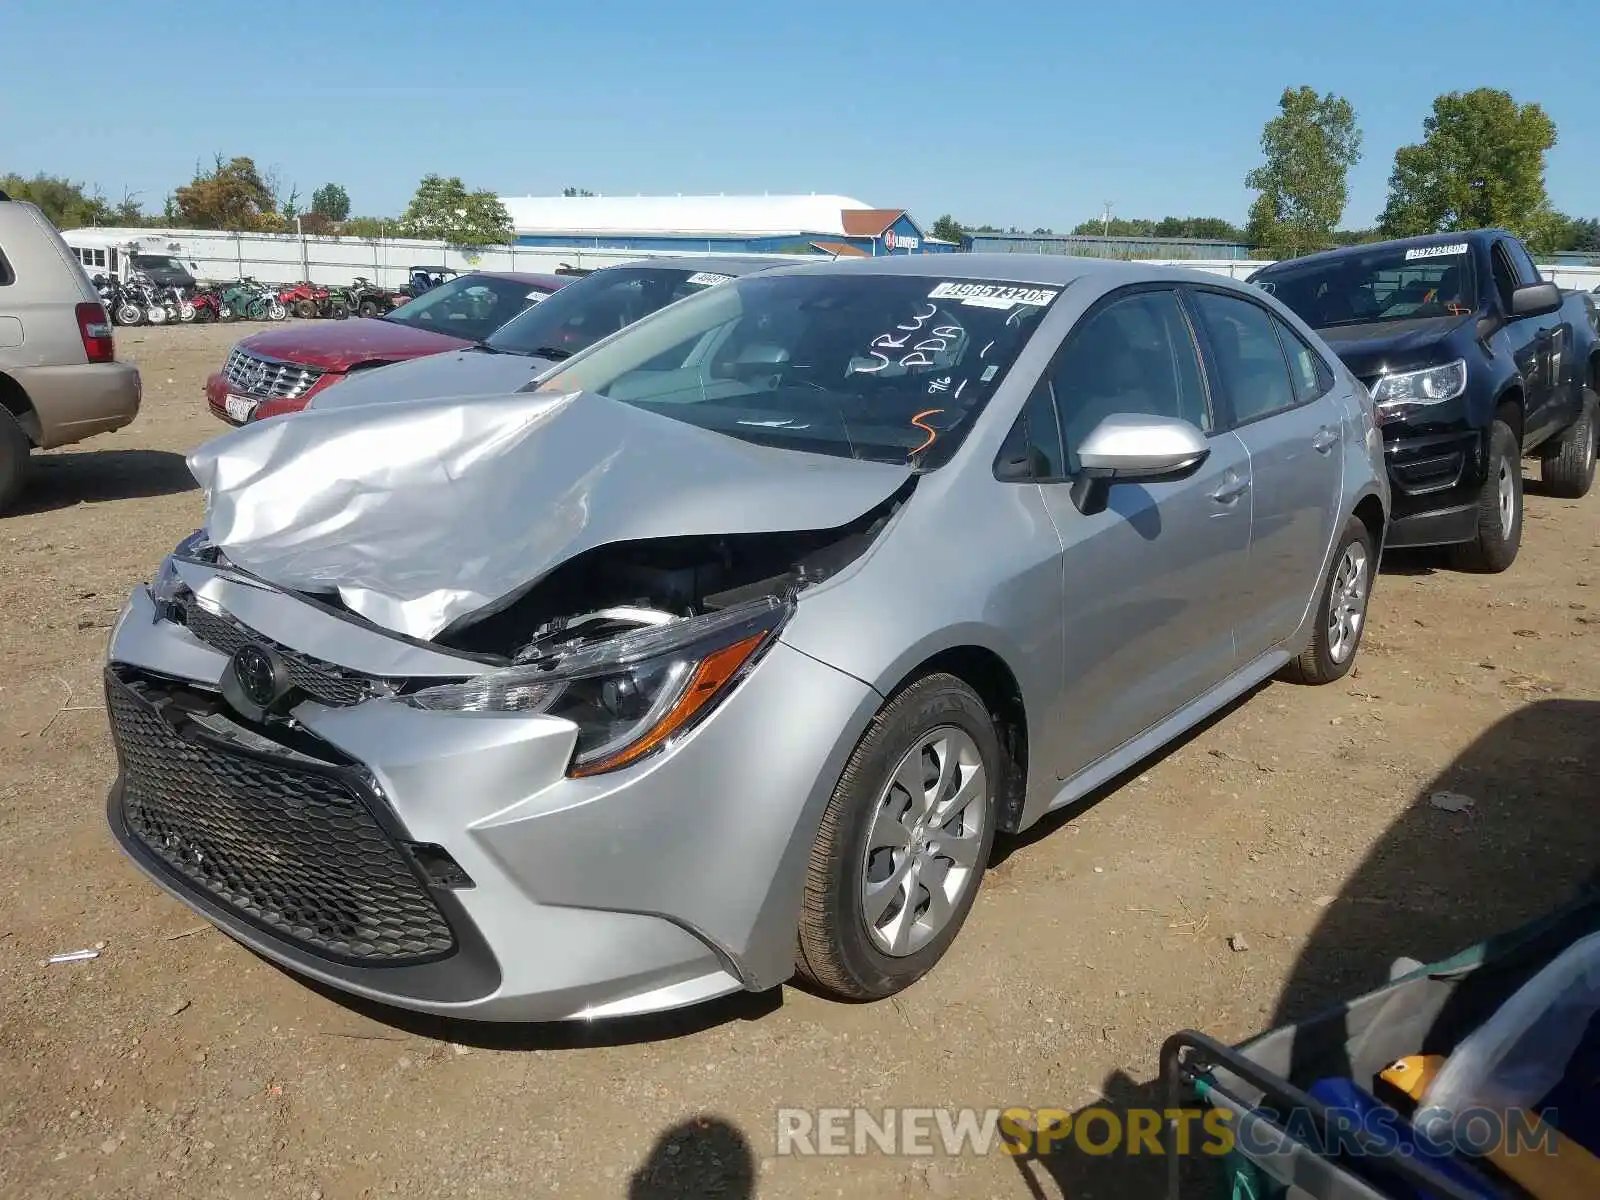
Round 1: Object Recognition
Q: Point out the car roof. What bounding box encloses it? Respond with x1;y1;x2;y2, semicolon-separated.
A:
1252;230;1507;275
748;251;1249;290
472;271;571;290
599;254;792;276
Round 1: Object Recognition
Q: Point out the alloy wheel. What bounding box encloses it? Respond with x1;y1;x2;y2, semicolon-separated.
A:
1497;457;1516;539
1327;542;1369;665
860;726;987;957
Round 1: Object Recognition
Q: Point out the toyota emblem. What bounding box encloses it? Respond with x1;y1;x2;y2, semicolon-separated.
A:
224;643;293;720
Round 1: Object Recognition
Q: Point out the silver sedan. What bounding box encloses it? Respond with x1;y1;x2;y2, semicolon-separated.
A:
105;254;1388;1020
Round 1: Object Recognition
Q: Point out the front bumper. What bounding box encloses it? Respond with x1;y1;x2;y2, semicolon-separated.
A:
104;578;877;1021
204;370;337;425
1381;424;1489;549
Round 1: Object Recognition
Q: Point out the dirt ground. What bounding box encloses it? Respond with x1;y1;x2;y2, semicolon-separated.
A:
1;322;1596;1200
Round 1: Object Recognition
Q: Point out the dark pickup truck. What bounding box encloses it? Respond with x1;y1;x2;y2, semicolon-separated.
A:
1251;230;1598;572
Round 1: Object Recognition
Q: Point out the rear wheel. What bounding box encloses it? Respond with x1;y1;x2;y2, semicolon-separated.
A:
293;299;317;320
358;299;380;318
796;673;1000;1001
144;304;168;325
1450;419;1523;573
218;304;237;322
1541;389;1598;499
0;406;31;515
1282;516;1375;684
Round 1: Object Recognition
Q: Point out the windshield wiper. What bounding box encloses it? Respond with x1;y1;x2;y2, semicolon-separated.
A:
525;346;573;361
472;340;507;354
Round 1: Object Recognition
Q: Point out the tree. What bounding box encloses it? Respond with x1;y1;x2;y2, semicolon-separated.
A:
1379;89;1556;240
561;186;596;198
929;214;966;243
310;183;351;223
0;173;112;229
1244;86;1362;257
400;174;513;246
341;216;389;239
173;155;277;230
296;212;335;236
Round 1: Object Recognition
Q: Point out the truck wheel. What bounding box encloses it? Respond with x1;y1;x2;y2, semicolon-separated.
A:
0;406;31;515
1283;515;1375;685
1450;419;1523;573
1540;389;1598;499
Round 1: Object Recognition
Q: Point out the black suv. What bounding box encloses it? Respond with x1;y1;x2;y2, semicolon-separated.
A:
1251;230;1598;572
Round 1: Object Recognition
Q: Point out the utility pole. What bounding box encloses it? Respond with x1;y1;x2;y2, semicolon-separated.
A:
1101;201;1113;238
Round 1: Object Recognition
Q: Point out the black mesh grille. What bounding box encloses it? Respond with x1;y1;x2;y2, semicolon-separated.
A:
179;598;374;708
107;671;455;964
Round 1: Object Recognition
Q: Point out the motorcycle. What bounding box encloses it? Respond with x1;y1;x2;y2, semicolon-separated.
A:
278;280;331;320
119;273;169;325
166;286;198;324
235;278;287;321
188;287;222;323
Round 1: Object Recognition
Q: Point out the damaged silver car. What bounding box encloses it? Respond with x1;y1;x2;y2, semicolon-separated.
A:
105;255;1389;1021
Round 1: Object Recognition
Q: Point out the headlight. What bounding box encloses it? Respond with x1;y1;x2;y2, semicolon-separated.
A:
150;529;212;606
406;597;791;777
1370;360;1467;408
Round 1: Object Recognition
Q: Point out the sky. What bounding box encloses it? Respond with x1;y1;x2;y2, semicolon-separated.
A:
3;0;1596;234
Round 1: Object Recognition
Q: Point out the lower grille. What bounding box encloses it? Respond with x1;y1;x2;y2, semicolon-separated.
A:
178;596;377;708
107;670;455;964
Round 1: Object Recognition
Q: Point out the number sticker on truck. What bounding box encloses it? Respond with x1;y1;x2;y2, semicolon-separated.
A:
686;272;734;286
1404;243;1469;260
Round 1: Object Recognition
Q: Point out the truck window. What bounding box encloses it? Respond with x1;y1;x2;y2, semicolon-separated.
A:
1251;243;1478;328
1490;244;1519;311
1505;238;1542;285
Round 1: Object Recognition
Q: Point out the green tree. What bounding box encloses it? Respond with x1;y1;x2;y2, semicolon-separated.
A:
561;186;596;198
310;183;352;222
173;155;277;230
341;215;390;239
400;174;514;246
0;173;113;228
1378;89;1556;240
929;214;966;243
1244;86;1362;257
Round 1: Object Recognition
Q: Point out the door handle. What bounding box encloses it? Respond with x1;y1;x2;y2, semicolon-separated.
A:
1209;471;1249;504
1312;426;1339;454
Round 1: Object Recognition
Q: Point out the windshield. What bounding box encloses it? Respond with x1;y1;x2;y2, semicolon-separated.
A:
534;273;1064;466
1254;243;1479;329
130;254;191;279
485;265;742;358
385;274;554;341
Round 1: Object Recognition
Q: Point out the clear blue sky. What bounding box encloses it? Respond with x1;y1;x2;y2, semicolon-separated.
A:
3;0;1595;232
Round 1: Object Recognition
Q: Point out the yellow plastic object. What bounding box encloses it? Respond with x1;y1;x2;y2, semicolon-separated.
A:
1379;1055;1600;1200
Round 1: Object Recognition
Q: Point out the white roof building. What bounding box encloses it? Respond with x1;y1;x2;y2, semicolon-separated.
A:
499;194;878;237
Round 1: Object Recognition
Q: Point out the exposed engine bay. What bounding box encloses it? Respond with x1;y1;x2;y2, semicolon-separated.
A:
436;480;911;663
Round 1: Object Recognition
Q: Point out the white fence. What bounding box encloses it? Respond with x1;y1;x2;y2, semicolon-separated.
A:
68;228;1600;293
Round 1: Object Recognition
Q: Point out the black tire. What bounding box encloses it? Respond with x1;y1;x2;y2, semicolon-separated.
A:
1540;389;1598;499
1282;515;1376;685
293;299;317;320
0;405;32;515
1449;419;1523;573
358;299;380;318
795;673;1001;1001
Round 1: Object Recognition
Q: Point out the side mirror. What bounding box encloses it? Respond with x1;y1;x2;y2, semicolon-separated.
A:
1070;414;1210;516
1511;281;1561;318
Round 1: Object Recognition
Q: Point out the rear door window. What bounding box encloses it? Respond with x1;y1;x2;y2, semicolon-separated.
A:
1189;290;1298;424
1272;317;1335;405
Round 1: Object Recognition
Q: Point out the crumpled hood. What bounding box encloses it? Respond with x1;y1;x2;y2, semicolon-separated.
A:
306;347;557;412
187;390;913;640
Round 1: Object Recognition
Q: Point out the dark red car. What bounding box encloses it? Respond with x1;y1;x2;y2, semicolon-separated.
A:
205;271;570;424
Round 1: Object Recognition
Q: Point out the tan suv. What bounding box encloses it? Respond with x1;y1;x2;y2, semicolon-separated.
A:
0;190;142;512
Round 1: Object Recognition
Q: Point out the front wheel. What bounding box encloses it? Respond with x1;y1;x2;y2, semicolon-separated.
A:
1450;419;1523;573
218;304;237;322
114;302;144;326
1282;515;1376;685
1541;389;1598;499
796;673;1000;1001
358;299;380;318
293;299;317;320
177;301;197;323
268;302;288;322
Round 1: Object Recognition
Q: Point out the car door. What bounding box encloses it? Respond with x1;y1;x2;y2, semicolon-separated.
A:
1489;239;1554;447
1187;288;1344;659
1503;236;1576;445
1016;285;1253;777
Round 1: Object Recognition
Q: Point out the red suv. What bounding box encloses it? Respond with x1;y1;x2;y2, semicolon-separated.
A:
205;271;569;424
